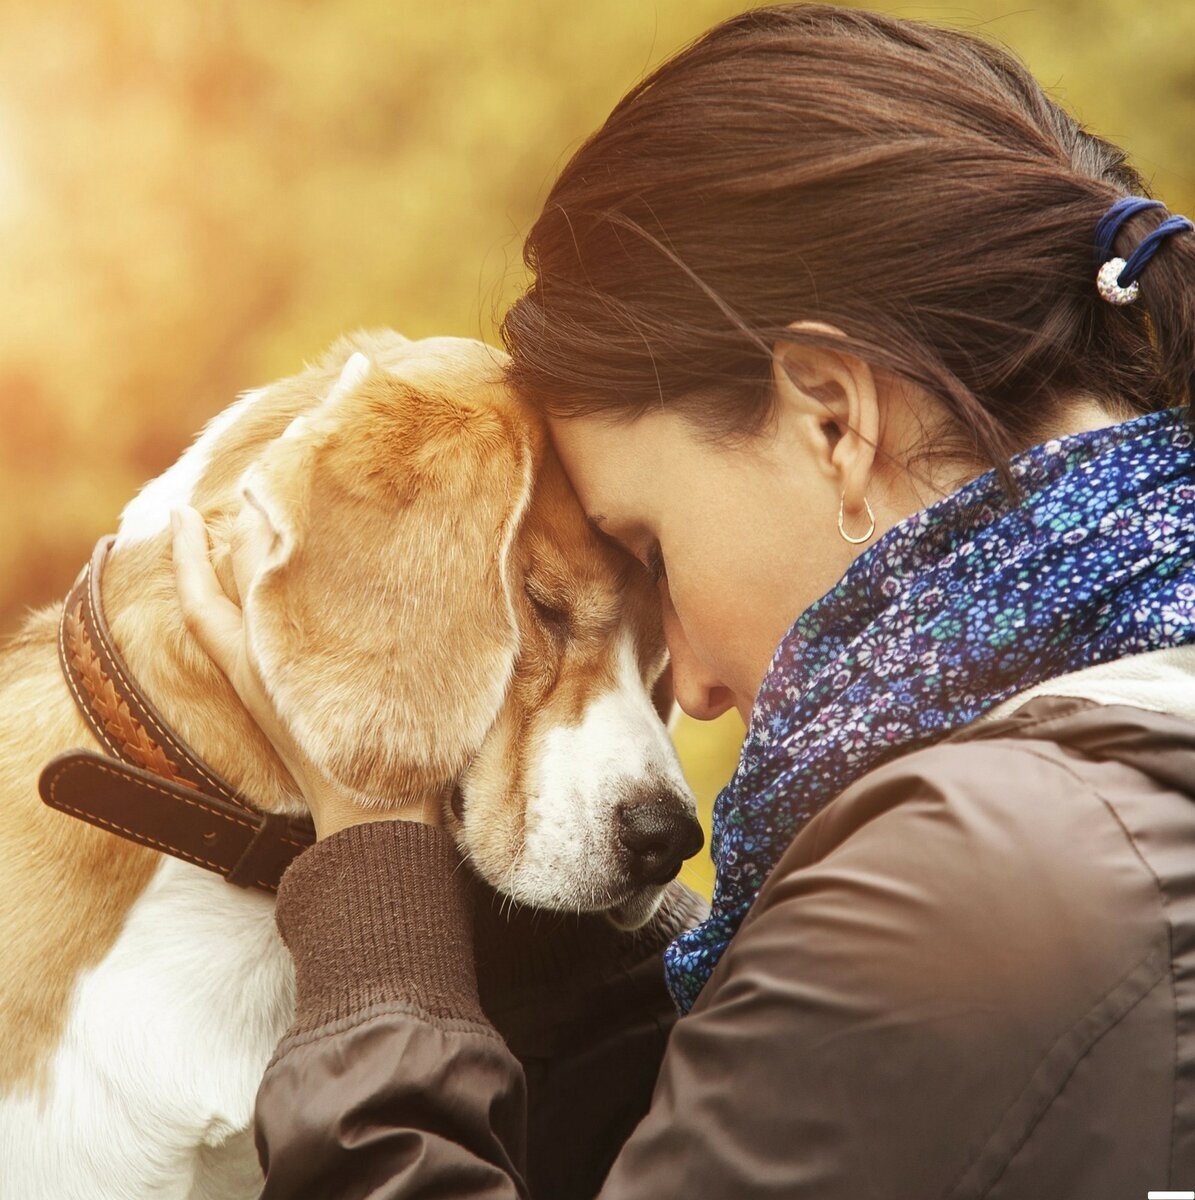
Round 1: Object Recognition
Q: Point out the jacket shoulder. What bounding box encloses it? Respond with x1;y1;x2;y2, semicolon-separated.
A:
704;726;1173;1194
781;705;1172;877
747;728;1167;1005
612;713;1182;1198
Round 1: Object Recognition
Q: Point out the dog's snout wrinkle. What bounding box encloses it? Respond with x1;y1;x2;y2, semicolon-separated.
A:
616;791;704;887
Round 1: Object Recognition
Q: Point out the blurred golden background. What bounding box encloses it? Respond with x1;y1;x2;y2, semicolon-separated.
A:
1;1;1191;898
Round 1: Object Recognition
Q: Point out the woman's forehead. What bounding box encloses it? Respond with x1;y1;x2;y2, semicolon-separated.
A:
547;410;639;487
545;409;678;519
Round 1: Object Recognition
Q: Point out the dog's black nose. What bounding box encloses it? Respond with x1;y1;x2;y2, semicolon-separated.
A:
617;795;705;886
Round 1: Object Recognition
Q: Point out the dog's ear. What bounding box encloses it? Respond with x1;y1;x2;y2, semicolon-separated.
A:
237;351;537;806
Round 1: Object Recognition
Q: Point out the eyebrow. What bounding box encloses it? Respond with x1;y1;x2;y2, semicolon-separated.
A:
587;513;646;566
586;512;628;552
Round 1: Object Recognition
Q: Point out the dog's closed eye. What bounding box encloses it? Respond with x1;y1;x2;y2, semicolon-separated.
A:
524;580;572;639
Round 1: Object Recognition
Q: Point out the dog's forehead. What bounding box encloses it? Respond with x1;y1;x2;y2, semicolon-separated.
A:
521;446;601;547
386;335;509;392
377;335;546;445
516;468;660;634
519;501;616;582
124;333;525;548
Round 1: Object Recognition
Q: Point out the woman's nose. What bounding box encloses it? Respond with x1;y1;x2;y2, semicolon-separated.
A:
664;610;735;722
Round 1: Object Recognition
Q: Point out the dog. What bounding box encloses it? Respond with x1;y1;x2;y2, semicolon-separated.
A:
0;330;702;1199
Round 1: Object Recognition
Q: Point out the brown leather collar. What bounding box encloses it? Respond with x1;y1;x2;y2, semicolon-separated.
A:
37;535;316;891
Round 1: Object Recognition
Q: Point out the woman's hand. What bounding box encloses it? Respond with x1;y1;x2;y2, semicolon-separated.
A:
170;504;442;839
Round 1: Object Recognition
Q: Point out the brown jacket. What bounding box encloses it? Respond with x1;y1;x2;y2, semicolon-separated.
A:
253;689;1195;1198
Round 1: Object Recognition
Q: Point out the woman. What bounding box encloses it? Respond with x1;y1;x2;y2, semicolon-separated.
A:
172;5;1195;1197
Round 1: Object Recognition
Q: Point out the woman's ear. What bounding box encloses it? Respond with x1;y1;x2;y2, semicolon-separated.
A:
771;321;880;514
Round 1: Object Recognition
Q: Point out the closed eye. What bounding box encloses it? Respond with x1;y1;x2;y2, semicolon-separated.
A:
524;582;572;638
587;515;664;584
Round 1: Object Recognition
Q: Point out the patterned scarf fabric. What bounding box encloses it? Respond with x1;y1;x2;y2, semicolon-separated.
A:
664;405;1195;1014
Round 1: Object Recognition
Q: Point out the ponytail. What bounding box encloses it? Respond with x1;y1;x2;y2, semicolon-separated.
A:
1138;220;1195;425
1085;191;1195;434
502;3;1195;493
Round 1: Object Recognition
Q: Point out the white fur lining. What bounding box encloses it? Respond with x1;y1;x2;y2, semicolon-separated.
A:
973;642;1195;728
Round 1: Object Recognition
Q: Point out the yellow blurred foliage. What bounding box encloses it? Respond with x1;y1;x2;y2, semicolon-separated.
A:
675;709;747;897
1;1;1191;898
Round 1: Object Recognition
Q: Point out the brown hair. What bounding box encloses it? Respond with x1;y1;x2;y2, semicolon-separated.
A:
500;3;1195;500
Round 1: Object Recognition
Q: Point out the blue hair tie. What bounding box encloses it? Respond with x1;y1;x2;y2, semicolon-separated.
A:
1092;196;1163;267
1118;214;1195;285
1093;195;1193;305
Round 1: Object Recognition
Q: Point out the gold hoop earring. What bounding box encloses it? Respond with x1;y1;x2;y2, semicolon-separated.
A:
837;493;875;545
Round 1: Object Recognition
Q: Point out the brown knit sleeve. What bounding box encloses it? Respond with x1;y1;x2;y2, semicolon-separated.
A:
272;819;489;1033
257;817;705;1199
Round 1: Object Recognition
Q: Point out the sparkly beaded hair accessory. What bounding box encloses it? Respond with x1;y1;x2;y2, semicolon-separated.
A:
1094;195;1194;305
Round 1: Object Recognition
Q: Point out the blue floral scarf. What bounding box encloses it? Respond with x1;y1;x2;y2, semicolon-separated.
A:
664;405;1195;1014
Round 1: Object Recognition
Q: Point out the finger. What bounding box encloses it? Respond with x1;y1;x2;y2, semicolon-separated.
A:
171;505;246;675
